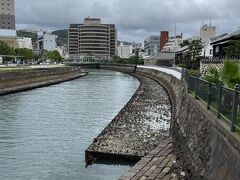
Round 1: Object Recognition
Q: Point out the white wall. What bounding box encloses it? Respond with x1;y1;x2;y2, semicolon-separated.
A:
118;44;132;58
43;34;56;51
18;37;32;49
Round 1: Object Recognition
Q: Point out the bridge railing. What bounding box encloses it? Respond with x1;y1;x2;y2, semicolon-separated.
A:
183;69;240;132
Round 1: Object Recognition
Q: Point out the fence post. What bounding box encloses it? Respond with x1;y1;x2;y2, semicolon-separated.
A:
231;85;240;132
181;68;185;80
207;82;211;110
195;77;198;98
217;82;223;119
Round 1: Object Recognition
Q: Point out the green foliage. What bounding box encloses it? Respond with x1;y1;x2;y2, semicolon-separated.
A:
0;41;15;63
182;52;192;69
188;40;203;61
47;50;62;62
221;60;240;88
52;29;68;46
180;40;190;47
17;30;37;43
203;67;221;84
178;64;187;68
189;70;200;77
14;48;33;62
224;36;240;58
180;40;203;70
113;55;144;65
0;40;14;55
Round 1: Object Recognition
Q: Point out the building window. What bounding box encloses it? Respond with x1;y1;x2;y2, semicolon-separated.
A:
215;46;219;53
210;49;213;54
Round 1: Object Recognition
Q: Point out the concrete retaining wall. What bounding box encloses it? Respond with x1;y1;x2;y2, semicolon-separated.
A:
135;67;240;180
0;67;87;96
98;64;240;180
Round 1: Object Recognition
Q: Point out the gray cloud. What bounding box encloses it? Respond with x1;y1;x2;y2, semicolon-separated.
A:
16;0;240;42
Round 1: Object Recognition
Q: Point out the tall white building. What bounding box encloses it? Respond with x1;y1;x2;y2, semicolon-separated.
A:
37;31;57;51
18;37;33;49
117;43;133;58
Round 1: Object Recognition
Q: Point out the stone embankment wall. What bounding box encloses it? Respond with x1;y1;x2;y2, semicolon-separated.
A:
135;67;240;180
200;61;223;75
0;67;87;96
86;72;171;164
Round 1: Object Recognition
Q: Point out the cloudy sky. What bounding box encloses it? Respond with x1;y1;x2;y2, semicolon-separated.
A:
16;0;240;42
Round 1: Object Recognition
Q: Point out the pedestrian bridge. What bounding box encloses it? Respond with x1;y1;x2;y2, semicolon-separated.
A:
65;55;109;65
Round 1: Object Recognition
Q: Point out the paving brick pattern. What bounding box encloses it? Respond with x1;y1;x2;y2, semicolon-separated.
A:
119;140;177;180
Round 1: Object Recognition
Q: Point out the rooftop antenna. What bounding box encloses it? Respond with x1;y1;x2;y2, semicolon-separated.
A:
175;20;177;37
173;21;176;68
209;17;212;26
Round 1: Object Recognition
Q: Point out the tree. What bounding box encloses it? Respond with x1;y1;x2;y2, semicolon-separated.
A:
47;50;62;62
180;40;190;47
221;60;240;88
0;41;14;63
224;35;240;58
14;48;33;63
188;40;203;60
17;30;37;43
52;29;68;46
0;40;14;55
188;40;203;69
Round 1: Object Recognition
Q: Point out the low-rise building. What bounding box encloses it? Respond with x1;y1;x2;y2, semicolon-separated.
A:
18;37;33;49
37;31;57;52
211;29;240;58
117;43;133;58
0;29;17;48
144;52;175;66
162;34;183;52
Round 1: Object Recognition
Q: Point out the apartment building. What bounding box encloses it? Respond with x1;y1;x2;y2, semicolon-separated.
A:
0;0;15;30
68;17;117;60
0;0;17;48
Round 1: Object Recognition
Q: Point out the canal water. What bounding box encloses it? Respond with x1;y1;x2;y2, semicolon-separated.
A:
0;69;140;180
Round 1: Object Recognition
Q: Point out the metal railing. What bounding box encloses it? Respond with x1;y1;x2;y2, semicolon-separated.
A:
183;69;240;132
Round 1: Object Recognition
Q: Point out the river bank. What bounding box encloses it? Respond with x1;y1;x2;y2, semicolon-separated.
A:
0;66;88;96
86;72;172;164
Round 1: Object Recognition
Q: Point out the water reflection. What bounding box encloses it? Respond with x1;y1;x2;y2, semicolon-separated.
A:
0;69;140;180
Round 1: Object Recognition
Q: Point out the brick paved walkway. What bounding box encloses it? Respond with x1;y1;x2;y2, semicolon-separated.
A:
119;140;177;180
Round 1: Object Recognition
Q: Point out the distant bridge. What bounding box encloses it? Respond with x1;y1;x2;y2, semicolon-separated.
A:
65;55;111;65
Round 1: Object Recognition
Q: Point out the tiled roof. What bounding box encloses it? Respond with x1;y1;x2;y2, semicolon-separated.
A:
211;29;240;44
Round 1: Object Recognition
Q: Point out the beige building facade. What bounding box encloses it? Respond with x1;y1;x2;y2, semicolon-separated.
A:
68;17;117;60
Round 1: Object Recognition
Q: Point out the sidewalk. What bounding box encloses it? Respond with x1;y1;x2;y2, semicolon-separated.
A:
119;140;178;180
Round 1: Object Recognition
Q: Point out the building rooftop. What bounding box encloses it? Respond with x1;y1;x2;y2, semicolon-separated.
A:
211;29;240;44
